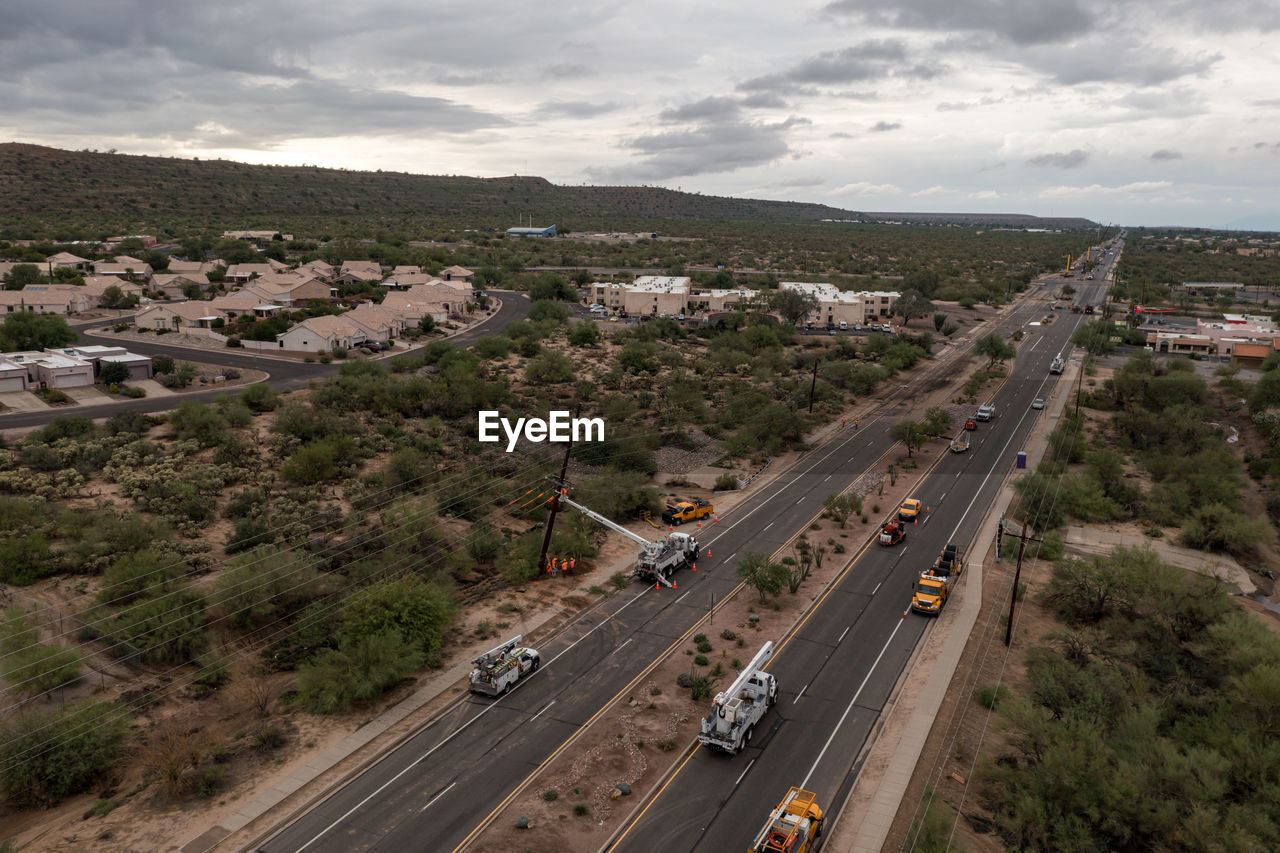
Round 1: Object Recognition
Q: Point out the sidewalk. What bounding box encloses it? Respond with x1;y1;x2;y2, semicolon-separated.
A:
830;348;1076;853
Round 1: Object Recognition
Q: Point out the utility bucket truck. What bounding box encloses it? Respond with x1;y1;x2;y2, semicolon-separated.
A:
468;635;540;696
750;787;824;853
559;495;699;587
1049;356;1065;375
698;641;778;754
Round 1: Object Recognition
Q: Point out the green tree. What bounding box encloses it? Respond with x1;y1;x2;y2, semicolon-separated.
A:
891;289;934;324
890;419;929;456
1072;320;1117;357
922;406;953;437
0;701;132;805
822;493;862;528
296;630;425;714
0;313;77;351
99;360;130;385
527;299;571;324
768;288;820;326
3;263;42;290
167;401;228;447
736;553;788;602
568;321;601;347
529;273;576;301
524;350;576;384
338;574;454;663
974;332;1016;368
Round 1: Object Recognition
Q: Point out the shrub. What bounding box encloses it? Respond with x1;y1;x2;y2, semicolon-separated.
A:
152;355;175;375
0;701;131;806
226;518;275;553
124;386;146;398
295;630;424;714
542;789;559;802
337;575;454;663
240;382;279;412
168;401;229;447
0;533;55;585
976;684;1007;710
713;472;741;491
694;654;709;666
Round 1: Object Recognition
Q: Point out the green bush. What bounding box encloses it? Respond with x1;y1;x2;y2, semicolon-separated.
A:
713;472;740;491
295;630;424;714
167;401;229;447
0;533;55;585
90;585;210;665
0;701;132;806
240;382;279;412
0;609;85;696
281;435;360;484
337;575;454;663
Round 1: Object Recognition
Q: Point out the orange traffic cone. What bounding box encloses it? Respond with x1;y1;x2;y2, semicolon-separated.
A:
706;549;712;558
669;525;673;531
673;581;678;589
696;522;701;528
913;518;918;526
655;580;661;590
691;563;697;572
713;516;718;523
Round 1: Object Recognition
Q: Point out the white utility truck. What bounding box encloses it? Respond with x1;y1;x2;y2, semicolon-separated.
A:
559;494;699;587
468;635;540;696
697;641;778;754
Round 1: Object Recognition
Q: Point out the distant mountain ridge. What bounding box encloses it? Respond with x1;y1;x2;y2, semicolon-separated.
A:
0;142;1095;234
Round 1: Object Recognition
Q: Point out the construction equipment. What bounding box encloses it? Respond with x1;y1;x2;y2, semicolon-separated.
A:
1084;304;1095;314
964;418;977;431
949;432;970;453
897;498;922;522
1071;304;1082;313
750;787;824;853
468;635;540;696
1049;356;1065;375
878;520;907;545
911;544;965;616
662;497;714;526
559;495;698;587
698;641;778;754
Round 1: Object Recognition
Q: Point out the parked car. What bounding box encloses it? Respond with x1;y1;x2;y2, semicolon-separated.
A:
1032;398;1045;410
362;340;383;352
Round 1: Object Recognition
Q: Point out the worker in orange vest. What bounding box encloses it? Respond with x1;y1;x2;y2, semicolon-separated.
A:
568;557;576;575
548;557;558;577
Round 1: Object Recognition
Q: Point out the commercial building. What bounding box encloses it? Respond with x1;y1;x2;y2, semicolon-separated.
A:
506;225;557;237
779;282;900;326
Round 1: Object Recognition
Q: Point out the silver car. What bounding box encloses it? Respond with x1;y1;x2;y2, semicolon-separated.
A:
1032;398;1045;410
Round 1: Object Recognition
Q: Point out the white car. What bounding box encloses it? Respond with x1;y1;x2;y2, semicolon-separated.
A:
1032;398;1045;410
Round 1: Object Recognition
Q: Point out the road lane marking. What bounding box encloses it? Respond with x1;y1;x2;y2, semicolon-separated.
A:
419;782;456;813
763;521;774;532
530;701;555;722
800;616;907;789
675;588;694;605
823;475;833;482
872;581;881;596
735;758;756;787
838;625;850;643
794;683;809;704
616;638;632;653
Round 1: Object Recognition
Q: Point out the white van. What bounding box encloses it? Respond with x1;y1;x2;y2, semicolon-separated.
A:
838;320;848;330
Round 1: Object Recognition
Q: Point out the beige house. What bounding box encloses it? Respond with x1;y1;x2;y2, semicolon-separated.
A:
135;302;222;330
380;292;448;324
382;271;434;290
167;260;225;276
243;273;331;307
299;260;335;280
52;346;154;381
392;265;423;276
92;256;153;281
208;293;283;318
345;303;406;340
46;252;91;272
0;358;29;391
3;351;95;389
340;260;383;281
226;261;288;284
439;265;475;283
80;276;144;304
151;273;210;299
16;285;94;315
276;316;367;352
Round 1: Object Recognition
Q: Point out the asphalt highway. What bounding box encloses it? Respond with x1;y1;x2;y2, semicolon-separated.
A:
258;248;1112;853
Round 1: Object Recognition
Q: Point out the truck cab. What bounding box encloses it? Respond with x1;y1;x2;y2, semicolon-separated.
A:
1049;356;1064;375
751;787;824;853
976;404;995;422
911;573;952;615
897;498;922;522
662;498;714;526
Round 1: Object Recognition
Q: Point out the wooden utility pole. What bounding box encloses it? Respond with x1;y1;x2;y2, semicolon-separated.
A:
538;434;575;574
808;357;819;413
1004;520;1041;646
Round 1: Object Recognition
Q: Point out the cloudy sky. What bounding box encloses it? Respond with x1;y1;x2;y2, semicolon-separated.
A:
3;0;1278;229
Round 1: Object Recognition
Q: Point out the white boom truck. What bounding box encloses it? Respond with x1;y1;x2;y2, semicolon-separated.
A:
697;641;778;754
558;495;699;587
468;635;540;697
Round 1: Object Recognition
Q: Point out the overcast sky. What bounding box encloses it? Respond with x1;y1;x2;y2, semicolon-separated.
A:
3;0;1278;229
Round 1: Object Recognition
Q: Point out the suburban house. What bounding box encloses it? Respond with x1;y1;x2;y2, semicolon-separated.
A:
52;346;154;381
92;256;153;281
344;303;406;341
0;358;28;391
80;276;144;304
382;271;434;290
242;273;332;307
207;293;283;318
225;261;288;284
151;272;211;299
392;265;423;276
46;252;92;273
167;260;225;276
134;301;223;330
17;285;94;315
380;291;448;324
275;315;367;352
439;265;474;282
2;351;95;389
340;260;383;281
299;260;335;281
403;281;471;310
221;230;293;242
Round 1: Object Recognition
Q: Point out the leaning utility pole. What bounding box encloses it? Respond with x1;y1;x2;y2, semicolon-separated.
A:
538;431;575;574
808;357;820;413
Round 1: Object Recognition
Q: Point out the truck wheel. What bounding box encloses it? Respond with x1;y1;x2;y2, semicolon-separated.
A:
745;725;753;746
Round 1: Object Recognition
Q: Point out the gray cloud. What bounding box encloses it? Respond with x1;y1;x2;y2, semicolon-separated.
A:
533;100;621;119
1149;149;1183;161
870;121;902;132
829;132;854;139
1028;45;1221;86
544;63;595;79
772;176;828;188
739;92;790;109
824;0;1099;46
659;96;743;123
738;40;943;94
594;114;809;181
1026;150;1090;168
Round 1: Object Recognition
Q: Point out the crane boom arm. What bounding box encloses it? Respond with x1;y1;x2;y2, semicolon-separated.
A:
715;641;774;707
559;495;654;548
